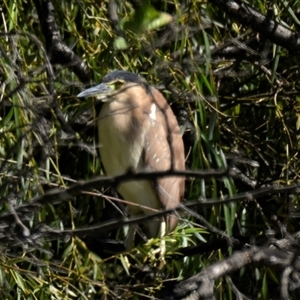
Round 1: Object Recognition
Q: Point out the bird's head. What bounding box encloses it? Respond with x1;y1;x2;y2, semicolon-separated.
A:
77;70;148;102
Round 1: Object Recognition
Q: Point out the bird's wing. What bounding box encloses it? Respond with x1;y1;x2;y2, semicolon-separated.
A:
142;87;185;230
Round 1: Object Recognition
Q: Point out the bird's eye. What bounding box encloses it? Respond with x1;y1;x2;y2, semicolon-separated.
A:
108;81;124;90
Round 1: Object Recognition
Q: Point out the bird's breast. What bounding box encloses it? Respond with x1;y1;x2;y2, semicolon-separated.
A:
98;102;145;176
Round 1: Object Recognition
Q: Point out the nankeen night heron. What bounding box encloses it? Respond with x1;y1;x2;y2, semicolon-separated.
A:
77;70;185;249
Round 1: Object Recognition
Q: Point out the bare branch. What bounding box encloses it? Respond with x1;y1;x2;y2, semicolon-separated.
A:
162;245;300;299
33;0;90;83
209;0;300;53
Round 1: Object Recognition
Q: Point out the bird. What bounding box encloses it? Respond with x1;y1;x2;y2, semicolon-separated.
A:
77;70;185;249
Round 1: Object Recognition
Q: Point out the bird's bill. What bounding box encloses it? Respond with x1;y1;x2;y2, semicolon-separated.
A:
77;83;112;99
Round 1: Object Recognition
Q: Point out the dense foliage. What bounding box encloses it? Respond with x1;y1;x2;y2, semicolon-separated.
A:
1;0;300;299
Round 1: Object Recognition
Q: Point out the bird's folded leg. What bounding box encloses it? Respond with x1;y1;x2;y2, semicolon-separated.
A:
158;217;167;268
124;224;136;250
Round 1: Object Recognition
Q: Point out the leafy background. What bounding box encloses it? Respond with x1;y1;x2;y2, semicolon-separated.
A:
1;0;300;299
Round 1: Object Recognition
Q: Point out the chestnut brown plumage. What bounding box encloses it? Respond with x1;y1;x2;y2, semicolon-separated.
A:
77;71;185;248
